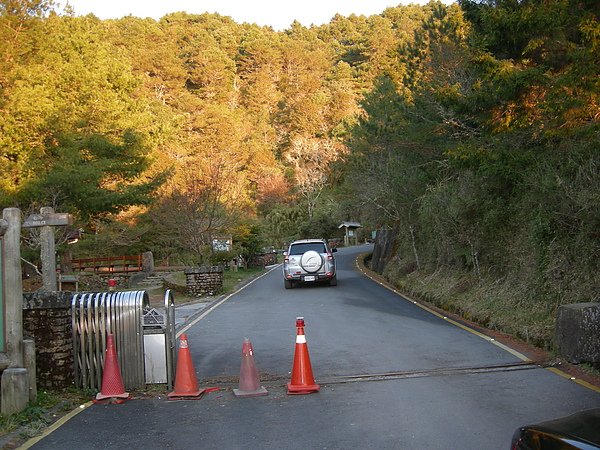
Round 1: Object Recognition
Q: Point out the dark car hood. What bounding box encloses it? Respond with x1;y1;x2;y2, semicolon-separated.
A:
529;408;600;446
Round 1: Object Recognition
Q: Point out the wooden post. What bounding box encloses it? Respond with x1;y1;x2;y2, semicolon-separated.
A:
3;208;24;367
23;339;37;402
61;249;73;274
1;368;29;415
1;208;30;415
40;206;57;291
0;219;6;367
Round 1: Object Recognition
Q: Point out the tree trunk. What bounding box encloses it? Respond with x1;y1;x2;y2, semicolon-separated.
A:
410;224;420;270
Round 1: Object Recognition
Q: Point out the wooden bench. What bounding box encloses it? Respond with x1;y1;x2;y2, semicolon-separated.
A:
71;255;143;273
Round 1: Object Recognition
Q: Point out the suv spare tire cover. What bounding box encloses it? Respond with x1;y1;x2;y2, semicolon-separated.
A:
300;250;324;273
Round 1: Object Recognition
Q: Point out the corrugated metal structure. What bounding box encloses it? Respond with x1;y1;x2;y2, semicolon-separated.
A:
72;290;176;391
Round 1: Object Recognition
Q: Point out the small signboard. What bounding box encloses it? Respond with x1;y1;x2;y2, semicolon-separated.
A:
22;212;73;228
212;237;232;252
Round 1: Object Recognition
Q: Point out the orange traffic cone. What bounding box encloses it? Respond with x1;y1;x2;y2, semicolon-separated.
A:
95;334;130;402
168;334;205;399
233;338;268;398
287;317;320;395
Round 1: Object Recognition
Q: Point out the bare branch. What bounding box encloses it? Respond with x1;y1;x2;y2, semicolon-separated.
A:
21;257;42;276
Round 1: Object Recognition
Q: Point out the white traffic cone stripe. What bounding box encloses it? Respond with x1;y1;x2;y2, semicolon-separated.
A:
296;335;306;344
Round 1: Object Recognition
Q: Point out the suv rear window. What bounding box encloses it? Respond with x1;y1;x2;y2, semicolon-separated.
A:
289;242;327;255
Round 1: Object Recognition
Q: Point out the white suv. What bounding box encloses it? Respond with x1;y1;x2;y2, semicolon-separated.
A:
283;239;337;289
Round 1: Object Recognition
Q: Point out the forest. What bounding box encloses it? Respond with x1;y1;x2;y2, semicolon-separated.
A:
1;0;598;347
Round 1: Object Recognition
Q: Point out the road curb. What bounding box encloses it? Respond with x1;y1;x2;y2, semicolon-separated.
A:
354;253;600;394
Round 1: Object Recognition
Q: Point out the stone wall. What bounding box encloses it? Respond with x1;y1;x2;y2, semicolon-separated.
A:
22;292;73;389
371;228;398;274
82;273;129;291
185;266;223;297
556;302;600;367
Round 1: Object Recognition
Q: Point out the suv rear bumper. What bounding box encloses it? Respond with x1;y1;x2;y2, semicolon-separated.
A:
284;272;335;281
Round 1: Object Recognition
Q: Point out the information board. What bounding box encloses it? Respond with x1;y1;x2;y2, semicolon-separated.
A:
212;237;232;252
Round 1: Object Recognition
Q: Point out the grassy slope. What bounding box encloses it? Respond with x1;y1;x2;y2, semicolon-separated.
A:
373;257;557;350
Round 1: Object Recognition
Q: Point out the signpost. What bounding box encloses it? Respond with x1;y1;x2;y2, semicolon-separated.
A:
22;212;73;228
22;207;73;292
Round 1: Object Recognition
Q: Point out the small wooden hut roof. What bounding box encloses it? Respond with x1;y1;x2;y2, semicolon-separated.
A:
338;221;362;229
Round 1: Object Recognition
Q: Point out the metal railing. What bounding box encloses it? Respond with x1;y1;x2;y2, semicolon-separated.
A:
71;290;175;391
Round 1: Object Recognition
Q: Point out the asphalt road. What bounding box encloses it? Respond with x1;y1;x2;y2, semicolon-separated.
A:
30;244;600;449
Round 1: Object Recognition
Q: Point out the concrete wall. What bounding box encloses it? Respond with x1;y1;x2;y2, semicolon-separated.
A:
22;292;74;389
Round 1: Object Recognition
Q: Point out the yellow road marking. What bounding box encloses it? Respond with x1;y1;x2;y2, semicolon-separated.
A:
546;367;600;393
18;401;93;449
355;253;600;393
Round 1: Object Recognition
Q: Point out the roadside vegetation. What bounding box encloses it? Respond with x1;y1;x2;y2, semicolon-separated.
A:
0;390;88;446
383;265;555;348
1;1;598;350
222;267;267;293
